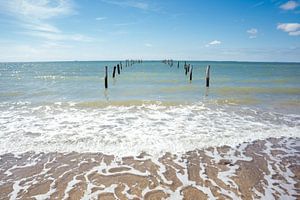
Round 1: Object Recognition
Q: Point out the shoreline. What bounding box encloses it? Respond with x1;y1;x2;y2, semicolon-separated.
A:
0;137;299;199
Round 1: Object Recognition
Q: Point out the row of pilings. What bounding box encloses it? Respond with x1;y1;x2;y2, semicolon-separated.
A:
104;60;142;89
104;60;210;89
162;60;210;87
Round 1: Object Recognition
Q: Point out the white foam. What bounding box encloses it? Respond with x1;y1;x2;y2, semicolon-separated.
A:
9;180;22;200
0;103;299;157
259;139;298;199
62;175;81;200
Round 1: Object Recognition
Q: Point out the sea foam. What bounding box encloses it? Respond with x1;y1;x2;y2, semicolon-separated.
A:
0;102;299;157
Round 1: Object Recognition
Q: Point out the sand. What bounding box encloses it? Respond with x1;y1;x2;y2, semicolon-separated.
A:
0;137;299;200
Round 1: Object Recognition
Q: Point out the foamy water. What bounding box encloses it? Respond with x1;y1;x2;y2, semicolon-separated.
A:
0;101;299;156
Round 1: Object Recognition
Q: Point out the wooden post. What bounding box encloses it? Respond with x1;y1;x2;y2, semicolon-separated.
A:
104;66;108;89
177;61;179;68
185;66;188;75
117;64;120;74
206;65;210;87
190;66;193;81
112;66;116;78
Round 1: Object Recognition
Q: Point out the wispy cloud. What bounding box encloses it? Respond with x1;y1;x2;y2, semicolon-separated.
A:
145;43;152;47
279;1;299;10
206;40;222;47
0;0;93;42
277;23;300;36
24;31;93;42
96;17;107;21
247;28;258;38
0;0;74;20
24;23;61;33
110;30;129;35
252;1;265;8
288;31;300;36
114;22;137;26
41;41;72;48
102;0;150;10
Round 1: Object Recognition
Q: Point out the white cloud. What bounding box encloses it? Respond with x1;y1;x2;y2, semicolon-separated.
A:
277;23;300;36
0;0;93;42
210;40;221;45
24;31;93;42
280;1;299;10
96;17;107;21
247;28;258;34
247;28;258;38
145;43;152;47
288;30;300;36
252;1;265;8
114;22;137;26
205;40;221;47
41;41;72;48
24;23;61;33
277;23;300;32
70;34;93;42
130;2;149;10
102;0;149;10
110;30;129;35
1;0;74;20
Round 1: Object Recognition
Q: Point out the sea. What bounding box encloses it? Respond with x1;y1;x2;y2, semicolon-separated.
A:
0;61;299;157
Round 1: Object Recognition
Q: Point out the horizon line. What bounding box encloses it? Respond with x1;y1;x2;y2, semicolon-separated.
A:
0;59;300;64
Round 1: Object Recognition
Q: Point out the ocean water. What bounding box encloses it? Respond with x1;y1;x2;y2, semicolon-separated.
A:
0;61;299;156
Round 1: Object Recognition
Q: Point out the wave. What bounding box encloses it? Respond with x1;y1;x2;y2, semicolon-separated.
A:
0;102;299;157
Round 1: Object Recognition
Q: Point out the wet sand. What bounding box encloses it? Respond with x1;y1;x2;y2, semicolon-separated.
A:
0;137;299;200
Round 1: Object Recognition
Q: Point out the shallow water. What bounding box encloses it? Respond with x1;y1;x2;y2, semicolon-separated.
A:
1;61;299;107
0;61;299;156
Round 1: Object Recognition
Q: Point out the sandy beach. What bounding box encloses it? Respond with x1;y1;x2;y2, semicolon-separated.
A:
0;137;298;199
0;1;300;199
0;61;299;200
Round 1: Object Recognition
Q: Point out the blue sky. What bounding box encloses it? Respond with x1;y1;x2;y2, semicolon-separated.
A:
0;0;299;62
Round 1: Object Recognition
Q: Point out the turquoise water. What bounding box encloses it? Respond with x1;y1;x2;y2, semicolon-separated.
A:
0;61;299;110
0;61;299;155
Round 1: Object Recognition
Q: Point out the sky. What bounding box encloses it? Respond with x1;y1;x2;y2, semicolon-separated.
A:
0;0;299;62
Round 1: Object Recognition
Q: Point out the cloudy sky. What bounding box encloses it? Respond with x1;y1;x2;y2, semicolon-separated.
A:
0;0;299;62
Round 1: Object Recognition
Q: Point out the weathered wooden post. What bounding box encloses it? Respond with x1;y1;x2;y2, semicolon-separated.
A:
206;65;210;87
185;65;188;75
117;64;120;74
177;61;179;68
104;66;108;89
190;66;193;81
112;66;116;78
